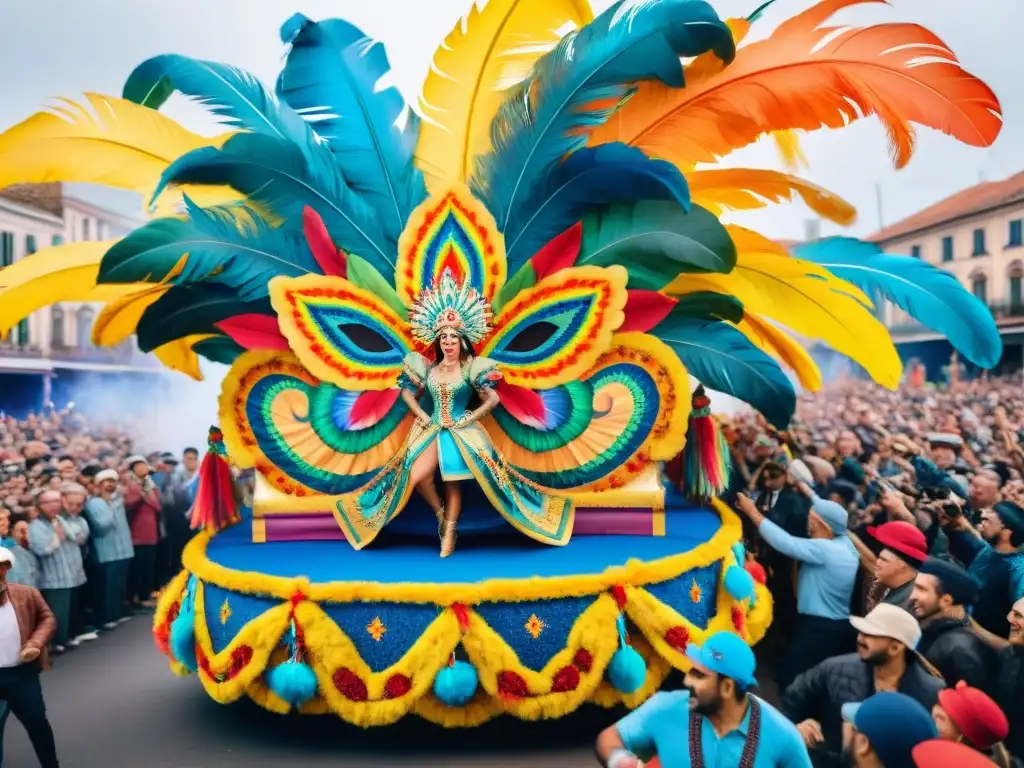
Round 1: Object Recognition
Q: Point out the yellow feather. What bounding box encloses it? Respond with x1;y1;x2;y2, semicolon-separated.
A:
687;168;856;225
90;254;188;346
153;335;215;381
0;240;117;334
0;93;237;210
414;0;593;189
734;313;823;392
772;130;807;172
667;226;901;388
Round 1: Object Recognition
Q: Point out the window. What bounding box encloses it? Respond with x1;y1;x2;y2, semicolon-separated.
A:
972;228;987;256
971;274;987;304
910;245;921;259
1011;276;1023;308
942;236;954;262
25;234;36;255
17;319;29;346
75;306;95;349
51;234;63;247
51;305;65;348
0;232;12;267
1009;219;1023;247
82;218;91;241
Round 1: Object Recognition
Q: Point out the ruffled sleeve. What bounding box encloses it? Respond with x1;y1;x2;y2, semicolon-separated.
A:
469;356;502;391
398;352;429;393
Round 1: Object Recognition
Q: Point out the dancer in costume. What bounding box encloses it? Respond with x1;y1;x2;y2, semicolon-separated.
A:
0;0;1003;559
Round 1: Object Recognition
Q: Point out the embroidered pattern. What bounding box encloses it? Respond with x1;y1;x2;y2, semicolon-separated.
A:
219;598;232;625
524;614;546;639
690;579;703;604
366;617;387;642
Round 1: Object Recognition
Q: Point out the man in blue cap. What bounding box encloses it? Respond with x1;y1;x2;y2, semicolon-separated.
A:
594;630;811;767
841;692;937;767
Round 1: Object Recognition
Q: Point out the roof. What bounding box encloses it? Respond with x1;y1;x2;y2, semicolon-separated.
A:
868;170;1024;244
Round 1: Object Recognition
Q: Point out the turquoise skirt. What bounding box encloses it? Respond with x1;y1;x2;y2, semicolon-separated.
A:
436;429;472;481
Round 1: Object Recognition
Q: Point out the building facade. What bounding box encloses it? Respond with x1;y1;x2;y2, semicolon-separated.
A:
867;170;1024;377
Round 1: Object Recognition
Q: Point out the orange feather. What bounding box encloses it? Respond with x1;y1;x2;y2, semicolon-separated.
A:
591;0;1002;170
687;168;856;225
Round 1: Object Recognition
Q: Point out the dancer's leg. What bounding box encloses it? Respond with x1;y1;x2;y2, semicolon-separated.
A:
440;482;461;558
409;441;445;534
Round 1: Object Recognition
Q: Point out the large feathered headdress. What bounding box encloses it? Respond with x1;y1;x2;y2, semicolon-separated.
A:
409;269;491;345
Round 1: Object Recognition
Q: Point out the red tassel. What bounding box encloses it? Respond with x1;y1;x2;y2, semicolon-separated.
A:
190;427;240;534
681;385;730;502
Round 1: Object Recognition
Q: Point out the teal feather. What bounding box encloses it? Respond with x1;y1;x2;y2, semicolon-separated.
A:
577;201;737;289
654;317;795;427
135;284;271;353
99;198;319;300
469;0;734;254
150;133;395;282
504;143;689;272
794;237;1003;368
277;14;426;242
122;54;313;146
192;336;244;365
670;292;744;323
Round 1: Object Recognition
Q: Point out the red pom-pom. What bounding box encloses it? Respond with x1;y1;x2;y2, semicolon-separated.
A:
497;670;530;699
731;605;746;635
573;648;594;673
745;561;767;585
384;674;412;699
551;665;581;693
665;626;690;652
333;667;369;701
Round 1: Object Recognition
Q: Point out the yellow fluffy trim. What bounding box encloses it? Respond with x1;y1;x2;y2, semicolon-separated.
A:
159;500;772;727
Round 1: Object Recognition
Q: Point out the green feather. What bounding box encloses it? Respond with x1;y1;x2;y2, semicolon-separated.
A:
136;284;271;352
492;263;537;316
577;201;736;289
671;292;744;323
307;386;409;454
191;336;244;365
345;252;406;316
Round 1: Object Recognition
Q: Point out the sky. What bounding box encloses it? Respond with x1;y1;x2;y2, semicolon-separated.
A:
1;0;1021;242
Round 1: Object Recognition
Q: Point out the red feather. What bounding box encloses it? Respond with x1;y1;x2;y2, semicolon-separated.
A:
619;291;678;332
348;389;401;429
530;222;582;280
302;206;347;277
496;380;547;429
215;314;290;351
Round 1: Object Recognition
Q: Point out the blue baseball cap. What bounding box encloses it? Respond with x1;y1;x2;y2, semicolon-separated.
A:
842;693;937;768
685;631;757;690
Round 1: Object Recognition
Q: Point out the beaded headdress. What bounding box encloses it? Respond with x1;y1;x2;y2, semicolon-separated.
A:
408;269;492;346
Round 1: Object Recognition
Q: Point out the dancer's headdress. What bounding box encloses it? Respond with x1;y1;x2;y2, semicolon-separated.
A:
408;269;491;346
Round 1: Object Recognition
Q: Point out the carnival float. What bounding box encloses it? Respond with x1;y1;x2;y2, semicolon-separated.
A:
0;0;1003;729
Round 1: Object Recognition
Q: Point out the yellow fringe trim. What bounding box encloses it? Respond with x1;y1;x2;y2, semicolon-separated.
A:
159;499;772;727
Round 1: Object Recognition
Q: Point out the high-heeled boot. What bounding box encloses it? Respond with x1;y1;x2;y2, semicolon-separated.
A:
440;520;457;558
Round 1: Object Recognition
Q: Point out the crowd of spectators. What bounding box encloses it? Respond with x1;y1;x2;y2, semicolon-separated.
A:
0;407;199;656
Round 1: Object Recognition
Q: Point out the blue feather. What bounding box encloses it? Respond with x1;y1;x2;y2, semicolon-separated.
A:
794;237;1003;368
192;337;244;365
470;0;734;250
123;54;313;146
150;132;395;281
504;143;689;270
277;14;426;242
99;197;320;301
654;317;796;427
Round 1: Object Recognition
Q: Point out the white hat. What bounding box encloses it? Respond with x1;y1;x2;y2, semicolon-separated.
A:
125;455;149;468
95;469;119;484
850;604;921;649
0;547;16;567
788;458;814;486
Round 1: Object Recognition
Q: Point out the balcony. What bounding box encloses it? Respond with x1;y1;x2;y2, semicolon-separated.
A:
989;301;1024;322
48;343;160;368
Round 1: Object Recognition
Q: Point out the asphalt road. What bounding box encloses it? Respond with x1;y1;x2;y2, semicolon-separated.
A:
4;614;622;768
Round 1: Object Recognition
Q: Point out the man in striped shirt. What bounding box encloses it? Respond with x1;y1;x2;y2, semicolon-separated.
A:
27;490;88;654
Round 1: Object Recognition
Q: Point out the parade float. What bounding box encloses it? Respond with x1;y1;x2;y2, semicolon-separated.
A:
0;0;1003;728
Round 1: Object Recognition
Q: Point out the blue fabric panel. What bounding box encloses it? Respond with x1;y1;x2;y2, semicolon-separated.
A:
474;596;596;672
202;583;282;654
643;562;720;631
320;602;442;673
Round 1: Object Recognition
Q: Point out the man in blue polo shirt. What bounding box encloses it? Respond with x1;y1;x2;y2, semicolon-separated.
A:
594;631;811;767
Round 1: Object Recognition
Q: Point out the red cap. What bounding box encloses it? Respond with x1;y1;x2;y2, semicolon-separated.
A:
937;681;1009;749
868;521;928;563
913;739;996;767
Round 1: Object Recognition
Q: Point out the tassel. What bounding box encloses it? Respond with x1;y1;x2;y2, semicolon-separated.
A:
607;614;646;694
681;385;731;503
189;426;241;535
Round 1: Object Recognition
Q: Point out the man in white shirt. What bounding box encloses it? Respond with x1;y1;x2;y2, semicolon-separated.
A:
0;546;58;767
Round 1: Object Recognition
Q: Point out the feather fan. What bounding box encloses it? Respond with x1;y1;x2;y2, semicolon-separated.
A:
0;94;234;208
470;0;734;238
277;14;426;242
589;0;1002;170
795;237;1003;368
150;133;394;280
414;0;593;189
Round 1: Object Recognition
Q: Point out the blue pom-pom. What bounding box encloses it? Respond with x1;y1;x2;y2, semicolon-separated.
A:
724;564;756;603
433;660;478;707
607;646;647;694
169;606;197;672
267;660;318;708
731;542;745;565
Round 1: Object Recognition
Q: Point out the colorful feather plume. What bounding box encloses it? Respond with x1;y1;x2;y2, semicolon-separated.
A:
190;426;241;534
682;385;730;502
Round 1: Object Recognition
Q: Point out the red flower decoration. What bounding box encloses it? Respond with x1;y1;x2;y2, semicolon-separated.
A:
228;645;253;679
333;667;368;702
551;665;580;693
664;626;690;652
384;673;412;699
497;670;529;699
745;561;767;585
731;605;746;635
573;649;594;672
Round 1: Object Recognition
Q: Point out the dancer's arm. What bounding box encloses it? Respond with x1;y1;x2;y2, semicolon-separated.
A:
460;386;499;427
401;388;431;427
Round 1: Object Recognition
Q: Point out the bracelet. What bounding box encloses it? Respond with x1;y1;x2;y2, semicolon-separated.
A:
608;748;640;768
